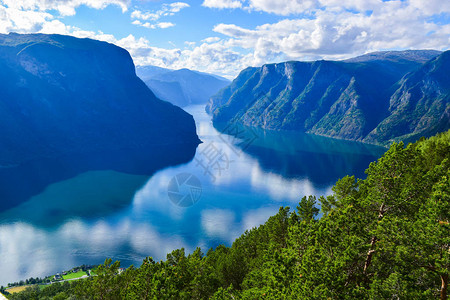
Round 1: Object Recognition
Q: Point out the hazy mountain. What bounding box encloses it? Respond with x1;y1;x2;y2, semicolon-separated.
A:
135;65;169;81
345;50;442;63
137;66;230;107
0;33;200;166
208;50;448;145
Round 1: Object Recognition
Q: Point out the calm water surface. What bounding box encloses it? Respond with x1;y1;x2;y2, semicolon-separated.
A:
0;105;385;284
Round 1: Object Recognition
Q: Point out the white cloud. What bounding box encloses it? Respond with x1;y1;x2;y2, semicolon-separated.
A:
408;0;450;16
214;23;256;38
168;2;190;13
0;1;130;34
201;0;317;14
202;37;220;43
103;33;246;79
157;21;174;29
0;0;449;79
130;2;188;30
318;0;381;12
39;19;70;34
1;0;129;16
206;1;450;70
0;6;53;33
248;0;317;15
116;0;450;78
202;0;242;9
132;20;175;29
131;9;159;21
131;2;189;21
203;0;450;17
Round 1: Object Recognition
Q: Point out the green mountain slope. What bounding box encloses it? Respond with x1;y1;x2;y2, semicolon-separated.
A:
364;51;450;144
209;50;448;145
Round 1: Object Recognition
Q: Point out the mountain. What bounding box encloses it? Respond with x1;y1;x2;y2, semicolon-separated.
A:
344;49;442;63
137;66;230;107
364;51;450;144
0;33;200;166
208;50;448;145
135;65;169;81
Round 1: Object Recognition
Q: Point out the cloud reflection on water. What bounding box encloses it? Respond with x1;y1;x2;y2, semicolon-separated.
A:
0;105;383;285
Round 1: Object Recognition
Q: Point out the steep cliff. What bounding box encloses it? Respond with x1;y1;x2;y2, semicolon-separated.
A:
0;33;200;165
208;50;448;145
364;51;450;144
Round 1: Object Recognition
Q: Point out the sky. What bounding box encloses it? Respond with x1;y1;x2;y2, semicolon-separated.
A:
0;0;449;79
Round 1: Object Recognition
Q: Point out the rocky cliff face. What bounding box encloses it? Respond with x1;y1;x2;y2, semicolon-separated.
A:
364;51;450;144
0;33;200;165
208;50;448;145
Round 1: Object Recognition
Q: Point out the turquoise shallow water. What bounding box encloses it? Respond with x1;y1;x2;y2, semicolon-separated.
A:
0;105;385;284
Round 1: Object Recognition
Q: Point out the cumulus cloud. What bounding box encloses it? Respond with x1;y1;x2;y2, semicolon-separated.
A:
248;0;317;15
202;0;242;9
92;33;246;79
202;0;450;16
202;0;318;14
157;21;175;29
0;6;53;33
202;37;220;43
114;0;450;78
132;20;175;29
0;0;449;79
168;2;190;13
131;2;189;21
1;0;129;16
213;23;256;38
130;2;188;29
408;0;450;16
130;10;158;21
0;0;130;34
207;1;450;70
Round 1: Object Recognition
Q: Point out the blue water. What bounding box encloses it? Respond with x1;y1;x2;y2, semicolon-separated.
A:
0;105;385;284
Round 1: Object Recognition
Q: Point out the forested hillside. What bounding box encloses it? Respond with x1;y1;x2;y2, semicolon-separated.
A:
8;130;450;299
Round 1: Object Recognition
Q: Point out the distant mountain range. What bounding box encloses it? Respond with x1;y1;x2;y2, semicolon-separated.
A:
137;66;230;107
0;33;200;166
208;50;449;145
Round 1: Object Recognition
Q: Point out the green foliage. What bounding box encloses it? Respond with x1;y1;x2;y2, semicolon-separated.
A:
10;130;450;299
297;195;320;222
7;281;81;300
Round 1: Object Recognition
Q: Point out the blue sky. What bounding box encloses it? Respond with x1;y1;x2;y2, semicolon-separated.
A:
0;0;449;78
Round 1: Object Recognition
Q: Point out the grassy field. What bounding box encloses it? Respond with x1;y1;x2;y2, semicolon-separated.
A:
5;285;33;294
62;271;87;280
